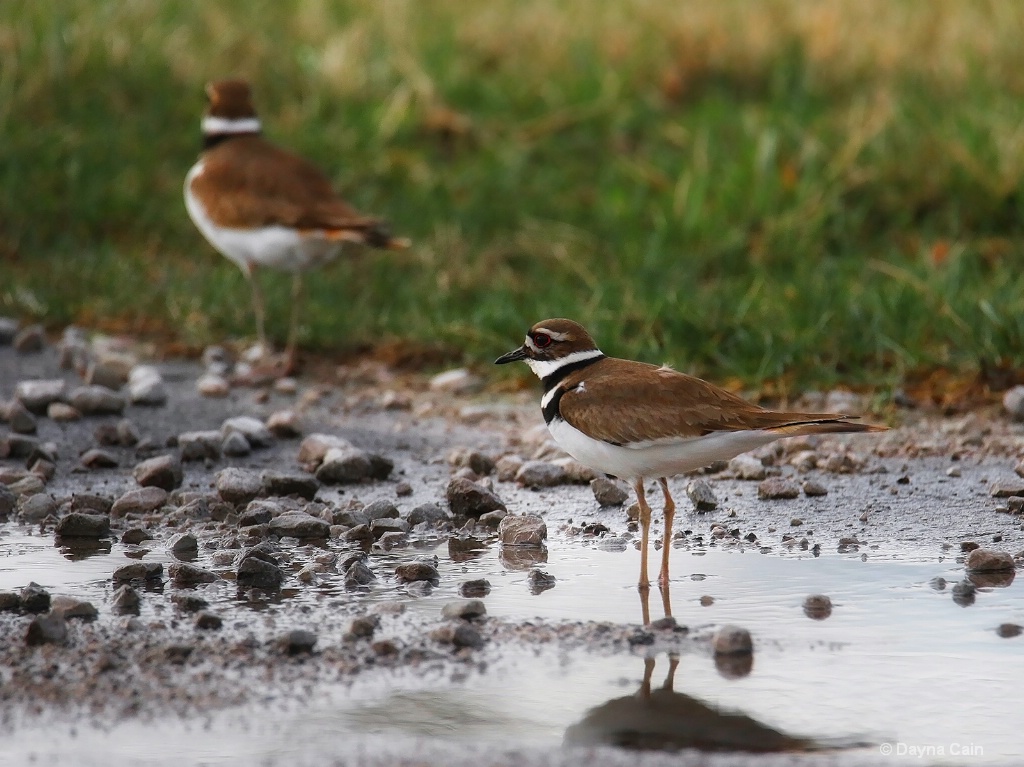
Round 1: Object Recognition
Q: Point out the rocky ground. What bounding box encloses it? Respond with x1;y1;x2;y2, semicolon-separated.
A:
2;318;1023;766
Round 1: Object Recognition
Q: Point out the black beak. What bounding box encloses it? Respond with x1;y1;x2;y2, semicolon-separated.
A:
494;345;529;365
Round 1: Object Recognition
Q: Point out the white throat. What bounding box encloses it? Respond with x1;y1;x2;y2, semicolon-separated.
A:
201;116;262;134
526;349;604;379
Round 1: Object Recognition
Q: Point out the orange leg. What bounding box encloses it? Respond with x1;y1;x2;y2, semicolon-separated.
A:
243;263;269;355
634;478;652;591
662;653;680;692
657;477;675;588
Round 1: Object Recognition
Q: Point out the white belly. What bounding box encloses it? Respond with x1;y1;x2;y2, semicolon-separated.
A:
548;417;780;481
184;162;344;273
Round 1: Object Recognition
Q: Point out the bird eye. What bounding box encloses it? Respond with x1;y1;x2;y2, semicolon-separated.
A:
532;333;552;349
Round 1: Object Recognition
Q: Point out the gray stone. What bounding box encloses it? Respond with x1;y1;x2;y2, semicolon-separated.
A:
195;611;223;630
197;373;230;397
478;509;508;528
121;528;154;545
26;611;68;645
55;512;111;538
495;454;525;482
363;498;400;520
279;629;317;655
67;385;126;415
70;494;112;515
47;402;81;422
729;454;767;480
802;480;829;497
344;524;374;543
6;400;37;434
113;562;163;581
332;508;369;527
127;365;168;406
429;368;481;394
0;317;17;344
18;493;56;522
20;582;51;613
171;593;209;613
686;479;718;511
430;622;483;649
315;446;373;484
965;548;1015;573
553;457;598;484
367;453;394;480
344;560;376;588
169;562;219;586
408;503;451;526
758;477;800;500
0;592;19;611
348;614;380;639
990;480;1024;498
168;532;198;554
133;454;183;491
111;486;168;517
1003;386;1024;421
370;518;411;539
591;477;628;507
269;511;330;539
297;433;353;466
266;409;302;438
178;430;222;462
527;569;556;593
446;478;507;517
81;448;120;469
395;561;440;584
86;353;134;389
8;473;45;497
15;379;66;413
261;470;319;500
515;460;568;487
712;625;753;655
112;584;141;614
459;579;491;597
221;431;251;457
50;595;98;621
997;623;1022;638
803;594;833;619
237;557;285;590
13;324;45;353
221;416;274;448
441;599;487;620
215;468;262;505
1016;460;1024;479
238;500;277;527
498;514;547;546
0;485;15;518
447;448;495;476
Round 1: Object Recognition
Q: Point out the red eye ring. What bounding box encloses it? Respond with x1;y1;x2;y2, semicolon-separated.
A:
532;333;552;349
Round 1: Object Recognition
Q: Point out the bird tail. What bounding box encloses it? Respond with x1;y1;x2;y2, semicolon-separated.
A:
322;221;411;250
766;417;888;437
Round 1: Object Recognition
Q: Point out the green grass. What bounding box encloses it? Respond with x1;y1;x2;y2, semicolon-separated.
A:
3;0;1024;393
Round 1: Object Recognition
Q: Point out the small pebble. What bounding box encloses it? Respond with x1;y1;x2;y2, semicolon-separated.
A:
686;480;718;511
712;625;753;655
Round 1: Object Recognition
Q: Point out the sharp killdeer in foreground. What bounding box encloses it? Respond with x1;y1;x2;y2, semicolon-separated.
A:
184;79;409;369
496;318;887;590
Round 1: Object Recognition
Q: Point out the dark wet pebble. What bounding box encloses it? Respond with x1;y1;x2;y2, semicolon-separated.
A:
168;562;219;586
965;548;1015;572
266;409;301;438
237;557;284;590
997;623;1022;638
261;470;319;500
446;477;507;518
515;460;568;487
164;644;195;664
344;560;376;588
55;512;111;538
960;541;980;552
0;316;18;344
70;494;113;515
127;365;168;406
171;593;209;612
0;591;20;611
448;448;495;476
112;584;141;614
729;454;767;480
113;561;163;581
133;454;183;491
441;599;487;621
68;385;126;416
499;513;547;546
408;502;450;526
395;481;413;497
195;611;223;630
279;629;317;655
650;616;682;632
50;595;99;621
221;416;274;448
628;629;655;646
314;446;384;484
343;524;374;543
238;502;275;527
121;528;154;545
13;324;46;353
178;430;222;462
221;431;251;457
713;625;753;655
332;507;369;527
430;623;484;650
168;532;198;555
395;561;440;584
18;494;57;523
1;434;41;460
268;511;330;539
478;509;508;528
215;468;262;505
20;582;52;613
952;581;976;606
111;487;168;518
371;518;411;539
686;479;719;511
990;480;1024;498
758;477;800;500
81;448;120;469
591;477;629;507
527;569;556;594
6;399;37;434
0;485;16;518
26;611;68;645
700;595;715;606
348;614;380;639
803;594;833;620
458;578;492;598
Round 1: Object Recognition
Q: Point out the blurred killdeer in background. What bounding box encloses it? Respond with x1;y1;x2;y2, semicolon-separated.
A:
184;79;409;370
496;318;887;591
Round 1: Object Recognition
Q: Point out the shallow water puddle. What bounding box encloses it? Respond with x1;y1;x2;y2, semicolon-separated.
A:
3;522;1022;764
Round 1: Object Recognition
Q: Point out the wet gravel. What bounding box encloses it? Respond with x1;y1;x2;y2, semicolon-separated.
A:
2;327;1024;765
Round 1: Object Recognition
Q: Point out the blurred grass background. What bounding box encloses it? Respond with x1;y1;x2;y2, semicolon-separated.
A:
2;0;1024;393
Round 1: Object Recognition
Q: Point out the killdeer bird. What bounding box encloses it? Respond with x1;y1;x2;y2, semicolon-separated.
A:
184;79;409;369
496;318;887;590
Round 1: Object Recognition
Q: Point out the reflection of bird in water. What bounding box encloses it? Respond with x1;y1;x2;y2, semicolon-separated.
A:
564;654;812;753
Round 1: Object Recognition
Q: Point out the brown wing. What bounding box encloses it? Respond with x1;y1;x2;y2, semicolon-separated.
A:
557;358;867;445
194;136;380;231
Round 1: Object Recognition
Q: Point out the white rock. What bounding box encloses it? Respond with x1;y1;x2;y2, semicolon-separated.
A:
128;365;168;406
728;454;766;480
221;416;274;448
197;374;230;397
428;368;481;394
1003;386;1024;421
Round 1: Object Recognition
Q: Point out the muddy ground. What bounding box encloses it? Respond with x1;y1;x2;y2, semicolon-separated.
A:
1;335;1023;767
